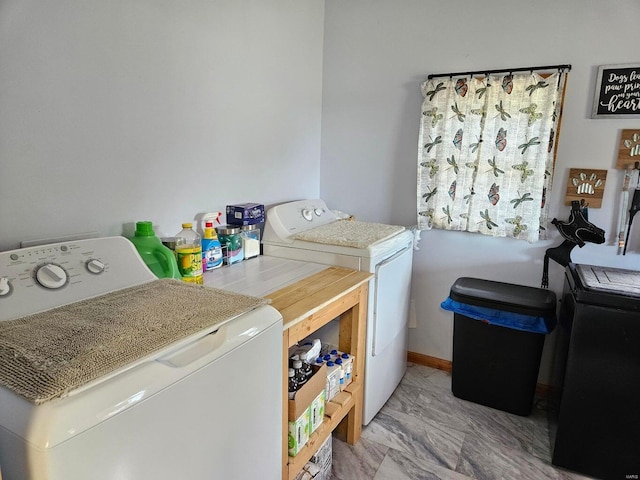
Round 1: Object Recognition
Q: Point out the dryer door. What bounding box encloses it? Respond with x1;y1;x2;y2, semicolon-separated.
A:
372;245;413;356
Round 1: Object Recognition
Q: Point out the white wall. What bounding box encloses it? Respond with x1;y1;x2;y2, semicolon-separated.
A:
321;0;640;383
3;0;640;385
0;0;324;250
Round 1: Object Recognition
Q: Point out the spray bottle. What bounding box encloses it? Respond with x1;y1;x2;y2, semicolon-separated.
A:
202;219;223;271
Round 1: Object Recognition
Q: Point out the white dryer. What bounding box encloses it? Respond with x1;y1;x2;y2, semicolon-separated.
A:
262;199;414;425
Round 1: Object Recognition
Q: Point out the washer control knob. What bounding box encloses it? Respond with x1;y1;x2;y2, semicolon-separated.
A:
35;264;68;289
0;277;11;296
86;259;106;274
314;208;325;216
302;209;313;221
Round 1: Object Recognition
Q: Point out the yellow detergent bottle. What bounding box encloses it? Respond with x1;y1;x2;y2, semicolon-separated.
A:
174;222;203;284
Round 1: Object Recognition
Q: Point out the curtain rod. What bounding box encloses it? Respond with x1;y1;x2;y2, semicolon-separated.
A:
427;64;572;80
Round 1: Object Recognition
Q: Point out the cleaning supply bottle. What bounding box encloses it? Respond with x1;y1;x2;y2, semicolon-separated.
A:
292;360;308;387
340;352;353;384
174;223;203;284
201;221;223;271
201;211;223;232
288;368;299;400
129;221;181;279
216;225;244;265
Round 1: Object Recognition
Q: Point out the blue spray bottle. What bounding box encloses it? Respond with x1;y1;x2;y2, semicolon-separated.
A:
201;213;223;271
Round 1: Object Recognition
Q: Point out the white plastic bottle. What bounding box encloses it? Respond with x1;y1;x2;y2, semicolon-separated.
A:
324;360;341;401
340;353;353;383
335;358;346;390
292;339;322;364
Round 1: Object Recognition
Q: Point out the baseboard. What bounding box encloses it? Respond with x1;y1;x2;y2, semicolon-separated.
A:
407;351;452;372
535;383;557;399
407;351;552;399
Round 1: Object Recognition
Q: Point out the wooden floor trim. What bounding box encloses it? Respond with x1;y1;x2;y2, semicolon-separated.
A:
407;351;552;399
407;351;452;372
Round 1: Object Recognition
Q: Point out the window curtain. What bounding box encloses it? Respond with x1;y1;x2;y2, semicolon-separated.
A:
417;71;566;242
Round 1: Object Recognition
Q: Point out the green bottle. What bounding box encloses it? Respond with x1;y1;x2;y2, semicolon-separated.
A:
129;221;181;279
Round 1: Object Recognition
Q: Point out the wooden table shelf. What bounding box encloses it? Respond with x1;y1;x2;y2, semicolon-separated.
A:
203;258;372;480
268;266;372;480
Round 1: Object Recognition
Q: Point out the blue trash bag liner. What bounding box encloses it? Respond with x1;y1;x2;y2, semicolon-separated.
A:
441;297;556;334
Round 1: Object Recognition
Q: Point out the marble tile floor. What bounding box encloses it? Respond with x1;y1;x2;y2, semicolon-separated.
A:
330;364;595;480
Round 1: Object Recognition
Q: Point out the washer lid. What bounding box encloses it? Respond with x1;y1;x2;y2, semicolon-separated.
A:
0;304;282;449
576;264;640;297
266;228;414;259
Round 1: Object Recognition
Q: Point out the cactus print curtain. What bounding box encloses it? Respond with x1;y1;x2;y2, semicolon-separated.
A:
417;71;566;242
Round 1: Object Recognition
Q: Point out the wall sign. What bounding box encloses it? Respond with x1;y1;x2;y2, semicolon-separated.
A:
616;129;640;168
592;64;640;118
564;168;607;208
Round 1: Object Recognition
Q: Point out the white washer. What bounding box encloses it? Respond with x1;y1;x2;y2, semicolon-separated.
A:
0;236;282;480
262;199;414;425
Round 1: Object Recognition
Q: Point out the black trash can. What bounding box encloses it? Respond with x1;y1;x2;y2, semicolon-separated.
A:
442;277;557;416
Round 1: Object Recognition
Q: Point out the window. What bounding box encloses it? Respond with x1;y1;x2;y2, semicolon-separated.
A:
417;70;567;242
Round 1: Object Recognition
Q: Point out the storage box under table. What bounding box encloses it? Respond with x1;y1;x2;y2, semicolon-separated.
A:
288;364;327;456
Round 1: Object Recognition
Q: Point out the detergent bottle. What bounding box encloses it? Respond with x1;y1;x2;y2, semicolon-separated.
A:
201;221;223;271
129;221;181;279
174;223;203;284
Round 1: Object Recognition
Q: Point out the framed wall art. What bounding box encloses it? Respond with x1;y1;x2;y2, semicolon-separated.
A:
592;64;640;118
